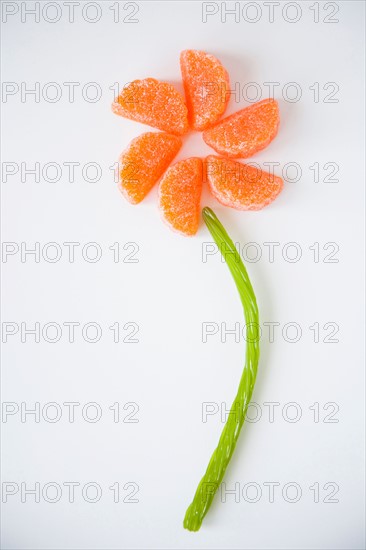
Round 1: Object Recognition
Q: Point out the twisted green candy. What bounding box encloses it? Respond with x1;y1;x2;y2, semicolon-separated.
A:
184;207;260;532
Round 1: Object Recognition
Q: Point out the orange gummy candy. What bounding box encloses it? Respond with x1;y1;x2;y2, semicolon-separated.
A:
118;132;182;205
206;155;283;211
203;99;279;158
158;158;203;236
112;78;189;136
180;50;230;131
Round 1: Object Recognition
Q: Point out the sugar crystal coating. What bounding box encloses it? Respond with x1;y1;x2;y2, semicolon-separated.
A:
203;99;279;158
112;78;189;136
206;155;283;210
180;50;230;131
118;132;182;204
158;158;203;236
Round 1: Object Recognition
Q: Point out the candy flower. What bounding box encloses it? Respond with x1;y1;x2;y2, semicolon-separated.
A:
112;50;284;531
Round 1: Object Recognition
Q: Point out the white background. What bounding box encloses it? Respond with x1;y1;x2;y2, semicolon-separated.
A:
1;1;365;549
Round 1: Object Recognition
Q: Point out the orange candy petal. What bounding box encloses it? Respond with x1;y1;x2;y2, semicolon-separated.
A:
158;158;203;236
206;155;283;211
112;78;189;136
180;50;230;131
203;98;279;158
118;132;182;204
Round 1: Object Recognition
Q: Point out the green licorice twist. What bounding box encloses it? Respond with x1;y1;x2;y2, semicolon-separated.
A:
183;207;260;532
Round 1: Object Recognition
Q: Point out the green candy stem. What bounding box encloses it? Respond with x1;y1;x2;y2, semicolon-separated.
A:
183;207;260;532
